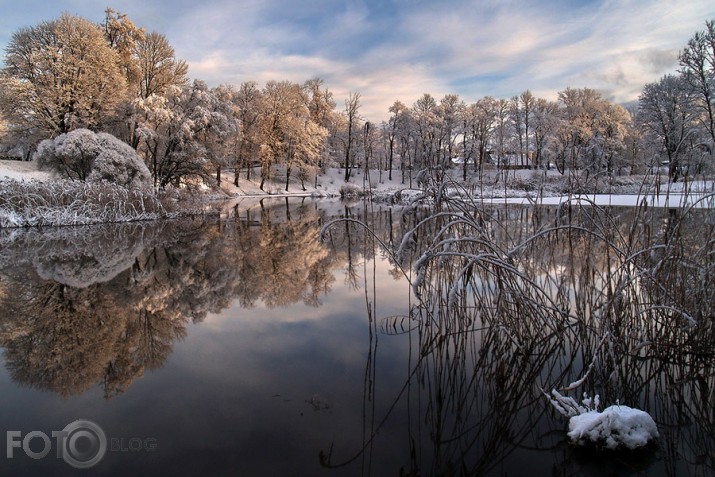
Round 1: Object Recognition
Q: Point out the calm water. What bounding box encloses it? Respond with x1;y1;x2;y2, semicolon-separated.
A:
0;198;712;476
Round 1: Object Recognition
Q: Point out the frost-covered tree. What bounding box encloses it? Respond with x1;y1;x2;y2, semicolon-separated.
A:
135;31;189;100
342;91;362;182
233;81;264;184
34;128;151;188
303;77;336;173
112;29;189;149
284;118;328;191
304;78;336;132
531;98;559;170
438;94;464;165
492;98;511;167
386;100;408;181
257;80;327;190
0;14;127;141
679;19;715;145
102;8;145;95
473;97;498;171
556;87;630;173
134;80;237;189
411;94;441;172
518;90;536;165
258;81;303;190
460;97;496;177
89;133;152;187
638;75;698;180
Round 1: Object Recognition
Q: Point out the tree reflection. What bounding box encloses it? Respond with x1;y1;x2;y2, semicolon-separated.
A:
0;200;382;398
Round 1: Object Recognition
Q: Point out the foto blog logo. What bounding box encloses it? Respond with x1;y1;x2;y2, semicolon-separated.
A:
6;419;156;469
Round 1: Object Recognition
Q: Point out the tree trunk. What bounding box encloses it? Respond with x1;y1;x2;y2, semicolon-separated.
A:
388;139;394;181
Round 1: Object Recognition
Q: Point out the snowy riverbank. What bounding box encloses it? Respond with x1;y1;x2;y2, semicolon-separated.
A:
2;159;714;228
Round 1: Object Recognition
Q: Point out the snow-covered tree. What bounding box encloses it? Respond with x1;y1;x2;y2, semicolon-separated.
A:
34;129;151;187
0;14;127;141
257;80;327;190
342;91;362;182
411;93;441;172
303;78;336;173
135;31;189;101
133;80;237;189
438;94;464;166
492;98;511;167
112;28;189;149
679;19;715;146
304;78;336;132
386;100;408;181
284;118;328;191
531;98;559;170
638;75;699;180
102;8;145;95
512;90;536;165
473;96;498;171
88;133;153;187
233;81;264;184
556;87;630;173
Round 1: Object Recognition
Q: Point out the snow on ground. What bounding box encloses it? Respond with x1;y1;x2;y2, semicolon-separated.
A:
217;165;409;198
568;405;660;450
2;159;713;209
501;191;715;208
0;159;53;181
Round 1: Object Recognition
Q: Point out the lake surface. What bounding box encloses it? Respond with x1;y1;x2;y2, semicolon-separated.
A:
0;197;712;476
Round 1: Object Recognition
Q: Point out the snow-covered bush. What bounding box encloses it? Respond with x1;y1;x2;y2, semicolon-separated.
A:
34;129;150;188
339;183;366;198
567;405;659;450
87;132;151;188
35;129;99;180
546;389;659;450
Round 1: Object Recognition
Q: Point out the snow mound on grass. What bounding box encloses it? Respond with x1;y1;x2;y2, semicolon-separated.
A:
0;159;53;181
568;405;659;450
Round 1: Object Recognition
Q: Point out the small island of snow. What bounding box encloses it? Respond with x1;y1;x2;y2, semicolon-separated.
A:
567;404;659;450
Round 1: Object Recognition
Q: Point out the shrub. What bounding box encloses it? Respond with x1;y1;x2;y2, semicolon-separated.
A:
34;129;151;188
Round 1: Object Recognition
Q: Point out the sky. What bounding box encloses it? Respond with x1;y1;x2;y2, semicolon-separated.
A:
1;0;714;121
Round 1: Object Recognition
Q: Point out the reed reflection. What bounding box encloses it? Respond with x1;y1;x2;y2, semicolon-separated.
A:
322;199;714;476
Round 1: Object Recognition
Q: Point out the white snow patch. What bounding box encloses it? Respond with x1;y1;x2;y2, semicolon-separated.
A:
502;192;714;209
567;405;659;450
0;159;53;181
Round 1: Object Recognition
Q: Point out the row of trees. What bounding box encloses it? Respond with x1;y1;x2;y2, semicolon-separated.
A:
1;10;713;187
359;19;714;183
639;19;715;180
379;88;632;183
0;10;332;190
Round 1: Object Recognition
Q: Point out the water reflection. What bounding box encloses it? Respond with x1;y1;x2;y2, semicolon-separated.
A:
0;199;712;476
0;199;382;399
323;201;714;476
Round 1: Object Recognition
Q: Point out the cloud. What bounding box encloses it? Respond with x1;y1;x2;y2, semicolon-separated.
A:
2;0;714;121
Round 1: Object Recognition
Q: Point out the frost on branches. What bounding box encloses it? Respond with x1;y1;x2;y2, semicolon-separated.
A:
34;129;151;188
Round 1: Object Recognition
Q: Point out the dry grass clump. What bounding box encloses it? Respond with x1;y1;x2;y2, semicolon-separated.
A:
0;179;168;227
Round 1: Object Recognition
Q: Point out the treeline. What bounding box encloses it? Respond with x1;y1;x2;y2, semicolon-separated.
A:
0;9;713;189
375;18;715;183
